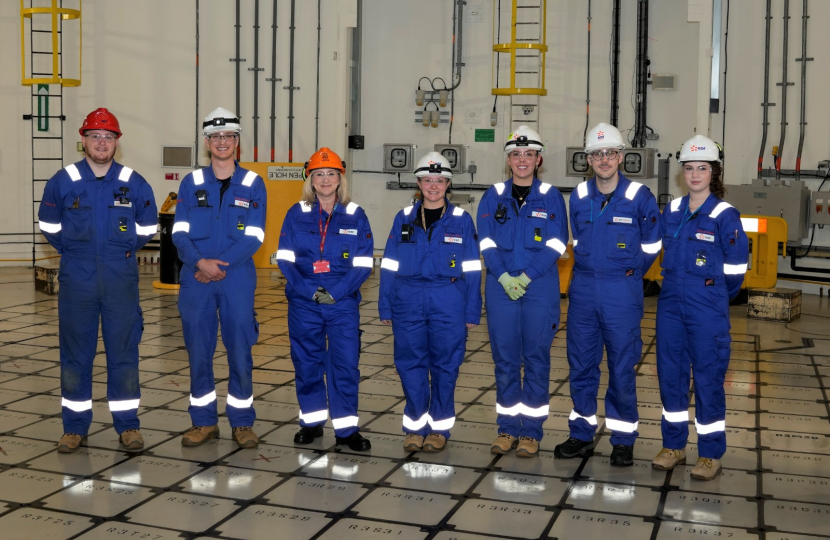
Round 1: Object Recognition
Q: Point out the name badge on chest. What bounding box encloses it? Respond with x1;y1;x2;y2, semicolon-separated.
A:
114;199;132;208
531;211;548;219
313;260;331;273
234;198;250;208
444;235;463;244
339;229;358;236
613;216;632;224
695;232;715;242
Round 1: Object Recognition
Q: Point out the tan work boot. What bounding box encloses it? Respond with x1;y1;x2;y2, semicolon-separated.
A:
181;425;220;447
690;457;722;480
652;448;686;470
232;426;259;448
57;433;86;453
516;436;539;458
119;429;144;451
423;433;447;452
404;433;424;452
491;433;518;455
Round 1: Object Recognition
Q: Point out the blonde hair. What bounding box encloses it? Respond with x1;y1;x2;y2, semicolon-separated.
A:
301;171;352;206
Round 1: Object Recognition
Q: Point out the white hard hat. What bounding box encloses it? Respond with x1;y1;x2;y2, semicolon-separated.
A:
414;151;453;179
676;135;723;163
202;107;241;135
584;123;625;153
504;125;544;153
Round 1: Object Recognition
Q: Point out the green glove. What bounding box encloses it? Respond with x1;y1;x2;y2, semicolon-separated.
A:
517;272;532;288
498;272;527;301
312;287;336;304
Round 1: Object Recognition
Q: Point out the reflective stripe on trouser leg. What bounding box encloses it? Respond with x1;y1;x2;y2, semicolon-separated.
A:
100;265;143;433
58;259;102;436
487;271;558;440
322;296;362;438
218;270;257;428
288;299;330;429
690;322;731;459
179;274;220;427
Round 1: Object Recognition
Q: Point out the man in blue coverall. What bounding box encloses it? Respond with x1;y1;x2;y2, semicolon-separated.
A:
554;123;662;466
172;107;267;449
38;108;158;453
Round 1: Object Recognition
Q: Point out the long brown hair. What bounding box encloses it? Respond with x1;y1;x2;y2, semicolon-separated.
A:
710;162;725;199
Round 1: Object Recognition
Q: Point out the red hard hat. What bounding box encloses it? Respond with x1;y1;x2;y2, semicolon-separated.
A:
79;108;122;138
305;147;346;176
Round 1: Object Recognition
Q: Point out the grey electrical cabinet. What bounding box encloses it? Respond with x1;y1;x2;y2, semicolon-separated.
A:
565;147;593;177
621;148;656;179
724;178;811;243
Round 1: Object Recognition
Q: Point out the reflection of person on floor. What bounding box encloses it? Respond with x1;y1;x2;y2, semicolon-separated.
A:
173;107;266;449
277;147;374;452
379;152;482;453
652;136;748;481
38;108;158;453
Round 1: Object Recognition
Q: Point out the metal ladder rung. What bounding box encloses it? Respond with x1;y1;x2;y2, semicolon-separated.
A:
32;136;63;140
31;51;62;55
31;29;62;34
514;71;539;74
32;157;63;161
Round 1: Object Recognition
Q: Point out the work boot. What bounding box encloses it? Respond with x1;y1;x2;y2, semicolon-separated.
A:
516;436;539;458
690;457;722;480
181;425;220;447
232;426;259;449
652;448;686;470
423;433;447;453
404;433;424;452
490;433;518;455
57;433;86;453
119;429;144;451
294;425;324;445
336;432;372;451
610;444;634;467
553;437;594;459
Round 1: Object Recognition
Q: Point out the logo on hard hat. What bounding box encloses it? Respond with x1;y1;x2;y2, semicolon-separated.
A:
322;152;329;161
597;131;605;140
690;145;705;152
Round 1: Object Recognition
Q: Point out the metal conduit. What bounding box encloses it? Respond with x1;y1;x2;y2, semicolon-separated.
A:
235;0;241;160
195;0;200;159
252;0;261;162
758;0;772;177
287;0;296;162
269;0;278;162
314;0;321;149
776;0;791;180
610;0;621;127
795;0;810;180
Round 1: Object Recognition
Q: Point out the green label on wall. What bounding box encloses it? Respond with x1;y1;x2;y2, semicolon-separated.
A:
475;129;495;142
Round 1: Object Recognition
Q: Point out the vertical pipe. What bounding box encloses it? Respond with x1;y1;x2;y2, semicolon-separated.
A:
776;0;790;179
270;0;278;162
758;0;772;176
610;0;621;127
287;0;296;162
795;0;808;179
633;0;648;147
235;0;241;161
351;0;362;136
196;0;200;160
314;0;321;149
253;0;260;162
583;0;591;146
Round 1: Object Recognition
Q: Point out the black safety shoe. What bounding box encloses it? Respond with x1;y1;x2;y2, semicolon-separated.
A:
553;437;595;459
610;444;634;467
335;432;372;452
294;425;324;444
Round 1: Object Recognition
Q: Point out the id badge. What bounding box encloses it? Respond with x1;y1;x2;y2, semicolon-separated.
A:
313;260;331;273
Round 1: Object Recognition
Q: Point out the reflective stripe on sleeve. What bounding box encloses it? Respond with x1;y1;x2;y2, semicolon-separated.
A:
245;226;265;243
353;256;373;268
539;182;552;194
453;207;465;216
276;249;296;262
300;201;313;212
346;202;359;215
480;238;497;251
65;164;82;181
641;239;662;254
226;394;254;408
109;399;140;412
172;222;190;234
576;182;588;199
709;202;734;219
61;397;92;412
670;198;682;212
242;171;257;187
624;182;643;200
118;166;133;182
190;391;217;407
573;239;579;247
39;221;62;233
723;263;748;275
192;169;204;185
546;238;566;255
136;223;158;236
462;260;482;272
381;258;399;271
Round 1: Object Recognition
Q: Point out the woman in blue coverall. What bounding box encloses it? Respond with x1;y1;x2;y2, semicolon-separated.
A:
652;135;748;480
379;152;482;452
276;147;374;452
478;126;569;458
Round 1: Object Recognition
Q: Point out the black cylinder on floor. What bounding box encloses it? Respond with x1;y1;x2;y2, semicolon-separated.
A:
158;213;183;284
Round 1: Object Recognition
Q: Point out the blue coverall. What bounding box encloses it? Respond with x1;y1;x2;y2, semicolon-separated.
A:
276;199;374;437
379;201;482;439
38;159;158;436
172;164;267;428
566;174;662;446
657;194;748;459
478;178;568;440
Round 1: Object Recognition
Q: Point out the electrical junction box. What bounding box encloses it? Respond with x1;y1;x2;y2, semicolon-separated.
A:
725;178;810;243
434;144;466;174
565;147;593;177
162;146;194;168
383;143;416;173
809;192;830;226
622;148;656;178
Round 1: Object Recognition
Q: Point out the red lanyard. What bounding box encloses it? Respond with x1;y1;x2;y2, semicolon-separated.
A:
318;201;337;258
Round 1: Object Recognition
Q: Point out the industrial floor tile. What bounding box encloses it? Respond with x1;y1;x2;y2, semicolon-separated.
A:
0;267;828;539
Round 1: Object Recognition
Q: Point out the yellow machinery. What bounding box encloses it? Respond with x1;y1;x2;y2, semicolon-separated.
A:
20;0;81;87
239;162;305;268
557;244;574;294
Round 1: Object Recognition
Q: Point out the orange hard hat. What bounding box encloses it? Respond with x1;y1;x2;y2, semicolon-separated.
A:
79;108;122;138
305;147;346;176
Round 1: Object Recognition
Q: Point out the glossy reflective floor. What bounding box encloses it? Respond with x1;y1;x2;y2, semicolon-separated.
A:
0;266;828;540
